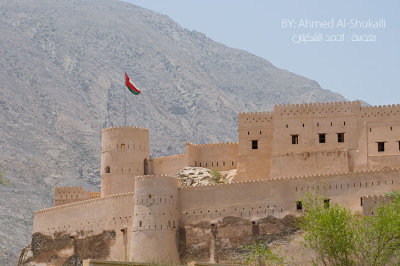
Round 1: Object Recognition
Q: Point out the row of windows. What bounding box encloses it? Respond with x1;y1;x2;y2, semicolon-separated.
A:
286;121;346;128
377;141;400;152
291;133;345;144
251;132;345;149
195;161;235;167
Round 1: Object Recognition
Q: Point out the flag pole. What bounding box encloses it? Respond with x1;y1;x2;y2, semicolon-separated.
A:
124;82;127;127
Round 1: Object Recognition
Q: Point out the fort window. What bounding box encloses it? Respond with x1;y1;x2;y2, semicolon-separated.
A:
232;161;234;166
344;121;346;126
216;162;218;166
292;135;299;144
337;133;344;143
296;201;303;211
139;221;142;227
398;141;400;151
260;131;262;135
390;126;392;131
248;131;250;135
206;163;208;167
223;161;225;166
200;163;202;167
195;161;197;167
319;133;326;143
121;144;126;149
331;122;333;126
251;140;258;149
302;123;304;127
377;142;385;152
317;122;319;127
324;199;330;209
105;166;110;173
148;194;151;199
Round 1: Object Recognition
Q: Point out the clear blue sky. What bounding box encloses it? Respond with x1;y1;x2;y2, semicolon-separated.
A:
124;0;400;106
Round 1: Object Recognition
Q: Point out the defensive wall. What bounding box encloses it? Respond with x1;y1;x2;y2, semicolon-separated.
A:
150;154;185;176
184;142;238;171
361;194;395;216
33;192;135;261
179;168;400;224
54;186;100;206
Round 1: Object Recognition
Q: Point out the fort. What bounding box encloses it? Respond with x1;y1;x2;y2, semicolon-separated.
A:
24;101;400;265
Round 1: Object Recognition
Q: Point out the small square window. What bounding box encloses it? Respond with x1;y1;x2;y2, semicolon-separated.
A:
378;142;385;152
319;133;326;143
324;199;330;209
252;140;258;149
292;135;299;144
296;201;302;211
337;133;344;143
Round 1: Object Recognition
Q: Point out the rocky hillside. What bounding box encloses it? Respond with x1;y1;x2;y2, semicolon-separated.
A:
0;0;345;264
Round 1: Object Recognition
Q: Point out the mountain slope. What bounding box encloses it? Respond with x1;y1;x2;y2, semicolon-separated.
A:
0;0;345;264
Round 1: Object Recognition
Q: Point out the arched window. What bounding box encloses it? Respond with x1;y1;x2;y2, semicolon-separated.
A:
105;166;110;173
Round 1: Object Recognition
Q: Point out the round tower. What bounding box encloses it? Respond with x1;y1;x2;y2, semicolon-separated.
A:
130;175;180;264
101;127;150;196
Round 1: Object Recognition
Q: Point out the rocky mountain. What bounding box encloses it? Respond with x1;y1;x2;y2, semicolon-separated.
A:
0;0;345;264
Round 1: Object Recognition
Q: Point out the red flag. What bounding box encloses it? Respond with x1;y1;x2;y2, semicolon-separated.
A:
125;73;141;95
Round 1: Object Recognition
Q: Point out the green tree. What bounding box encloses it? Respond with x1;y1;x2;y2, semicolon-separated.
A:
243;240;286;266
355;196;400;265
299;193;356;265
299;192;400;265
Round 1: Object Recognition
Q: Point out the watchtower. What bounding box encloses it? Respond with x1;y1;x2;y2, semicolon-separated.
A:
100;127;150;196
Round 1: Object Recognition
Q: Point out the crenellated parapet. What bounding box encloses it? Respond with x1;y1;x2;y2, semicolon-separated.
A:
54;186;100;206
185;142;238;148
239;111;274;128
361;104;400;121
151;154;184;161
179;167;400;191
361;193;396;216
273;101;361;118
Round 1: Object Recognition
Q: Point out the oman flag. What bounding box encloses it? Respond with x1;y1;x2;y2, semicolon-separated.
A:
125;73;141;95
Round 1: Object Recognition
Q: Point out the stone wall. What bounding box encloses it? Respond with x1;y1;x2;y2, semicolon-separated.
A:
54;186;100;206
361;194;394;216
185;143;238;171
32;192;135;263
151;154;185;176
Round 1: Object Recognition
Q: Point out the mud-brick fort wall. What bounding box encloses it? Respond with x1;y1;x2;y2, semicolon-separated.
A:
131;175;180;263
54;187;100;206
237;111;273;181
151;154;185;176
179;168;400;224
270;101;364;178
362;105;400;169
184;142;238;171
361;194;395;216
100;127;150;196
33;192;135;261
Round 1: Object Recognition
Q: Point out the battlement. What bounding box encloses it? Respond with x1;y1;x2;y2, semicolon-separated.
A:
55;186;84;193
238;111;274;127
134;174;180;182
179;167;400;191
273;101;361;117
102;126;149;133
185;142;238;148
151;154;184;161
36;192;135;215
361;104;400;119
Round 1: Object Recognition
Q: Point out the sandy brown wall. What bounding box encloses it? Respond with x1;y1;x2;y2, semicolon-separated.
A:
33;193;135;262
179;169;400;224
151;154;185;175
